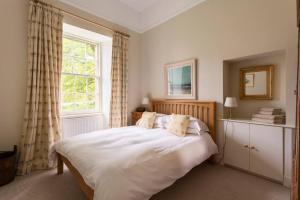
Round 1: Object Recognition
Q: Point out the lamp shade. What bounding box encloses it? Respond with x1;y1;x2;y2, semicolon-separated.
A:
142;97;150;105
224;97;238;108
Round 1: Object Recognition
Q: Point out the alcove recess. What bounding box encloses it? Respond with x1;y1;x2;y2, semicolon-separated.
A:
223;50;286;119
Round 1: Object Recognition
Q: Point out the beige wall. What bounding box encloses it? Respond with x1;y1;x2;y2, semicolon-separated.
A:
0;0;28;151
0;0;141;150
140;0;297;126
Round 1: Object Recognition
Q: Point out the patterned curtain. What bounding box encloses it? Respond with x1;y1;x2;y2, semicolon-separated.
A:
17;0;63;175
109;32;129;128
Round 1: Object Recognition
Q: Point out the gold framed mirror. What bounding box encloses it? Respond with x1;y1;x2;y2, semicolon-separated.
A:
239;65;274;100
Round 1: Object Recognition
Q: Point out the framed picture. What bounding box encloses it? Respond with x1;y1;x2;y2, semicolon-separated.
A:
245;73;255;87
239;65;273;100
164;59;197;99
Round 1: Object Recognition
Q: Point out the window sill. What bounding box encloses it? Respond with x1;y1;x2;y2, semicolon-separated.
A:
60;112;103;119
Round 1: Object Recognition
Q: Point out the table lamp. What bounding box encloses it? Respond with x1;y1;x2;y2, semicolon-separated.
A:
136;97;150;112
224;97;238;119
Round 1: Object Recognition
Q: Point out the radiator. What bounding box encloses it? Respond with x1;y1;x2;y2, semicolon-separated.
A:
61;114;104;138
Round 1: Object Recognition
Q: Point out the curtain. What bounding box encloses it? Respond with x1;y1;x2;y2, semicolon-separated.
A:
109;32;129;128
17;0;63;175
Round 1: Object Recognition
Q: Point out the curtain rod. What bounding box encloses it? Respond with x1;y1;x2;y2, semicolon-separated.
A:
32;0;130;38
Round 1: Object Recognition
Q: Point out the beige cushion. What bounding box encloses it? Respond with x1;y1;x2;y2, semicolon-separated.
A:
137;112;156;129
167;114;190;136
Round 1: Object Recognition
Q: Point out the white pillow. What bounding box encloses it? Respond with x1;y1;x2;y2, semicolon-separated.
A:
136;113;167;128
164;116;209;135
153;113;167;128
187;117;209;135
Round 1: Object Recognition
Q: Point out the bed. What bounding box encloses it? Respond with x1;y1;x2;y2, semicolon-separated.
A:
55;100;217;200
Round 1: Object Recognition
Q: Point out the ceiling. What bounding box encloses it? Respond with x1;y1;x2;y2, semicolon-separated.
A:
59;0;207;33
119;0;160;12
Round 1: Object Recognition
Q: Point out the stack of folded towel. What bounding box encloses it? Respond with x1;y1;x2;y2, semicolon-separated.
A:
251;108;285;124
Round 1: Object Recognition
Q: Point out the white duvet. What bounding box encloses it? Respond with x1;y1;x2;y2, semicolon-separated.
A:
54;126;218;200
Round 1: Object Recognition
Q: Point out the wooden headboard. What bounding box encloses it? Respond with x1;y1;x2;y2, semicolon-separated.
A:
151;99;216;142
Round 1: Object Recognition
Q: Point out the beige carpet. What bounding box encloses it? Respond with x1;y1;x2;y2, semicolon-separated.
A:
0;163;290;200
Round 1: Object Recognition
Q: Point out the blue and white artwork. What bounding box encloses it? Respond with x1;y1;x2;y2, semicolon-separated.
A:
165;59;196;99
168;66;192;95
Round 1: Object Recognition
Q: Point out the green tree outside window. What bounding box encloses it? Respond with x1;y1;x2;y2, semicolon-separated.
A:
61;36;100;113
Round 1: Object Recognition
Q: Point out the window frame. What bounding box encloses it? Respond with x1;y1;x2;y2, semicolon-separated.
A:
60;33;102;116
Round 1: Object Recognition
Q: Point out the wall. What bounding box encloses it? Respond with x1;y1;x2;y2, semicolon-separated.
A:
140;0;298;146
0;0;141;151
225;51;287;119
0;0;28;151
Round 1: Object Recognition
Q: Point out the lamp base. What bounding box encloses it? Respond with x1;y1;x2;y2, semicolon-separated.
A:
228;108;233;119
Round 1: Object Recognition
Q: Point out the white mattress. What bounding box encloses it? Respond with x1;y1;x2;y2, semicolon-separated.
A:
54;126;218;200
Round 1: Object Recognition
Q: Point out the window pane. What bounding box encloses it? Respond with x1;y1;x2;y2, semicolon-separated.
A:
61;34;100;114
87;78;95;94
75;77;86;93
87;101;96;110
63;38;73;55
85;60;96;75
72;57;85;74
87;93;95;100
62;103;74;112
72;40;86;57
73;102;88;111
86;43;96;58
71;58;96;75
62;75;75;93
62;57;73;73
87;94;96;110
74;92;87;103
62;93;74;103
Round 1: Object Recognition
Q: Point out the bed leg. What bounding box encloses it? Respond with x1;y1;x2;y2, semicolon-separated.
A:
57;154;64;175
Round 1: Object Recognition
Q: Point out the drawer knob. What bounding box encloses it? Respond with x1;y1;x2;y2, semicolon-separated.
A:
243;145;249;148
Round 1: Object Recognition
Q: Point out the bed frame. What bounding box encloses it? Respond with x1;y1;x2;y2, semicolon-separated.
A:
151;100;216;142
57;99;216;200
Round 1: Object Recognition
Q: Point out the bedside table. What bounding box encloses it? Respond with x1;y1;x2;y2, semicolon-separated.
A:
131;112;143;125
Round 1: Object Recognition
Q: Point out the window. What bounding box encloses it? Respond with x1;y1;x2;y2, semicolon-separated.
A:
61;35;100;114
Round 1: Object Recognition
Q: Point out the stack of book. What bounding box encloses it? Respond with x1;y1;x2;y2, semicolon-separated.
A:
251;108;285;124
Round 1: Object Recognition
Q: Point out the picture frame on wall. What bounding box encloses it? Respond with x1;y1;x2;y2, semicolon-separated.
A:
245;73;255;88
164;59;197;99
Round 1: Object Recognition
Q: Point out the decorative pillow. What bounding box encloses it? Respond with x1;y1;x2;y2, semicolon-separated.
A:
164;116;209;135
166;114;190;137
137;112;156;129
